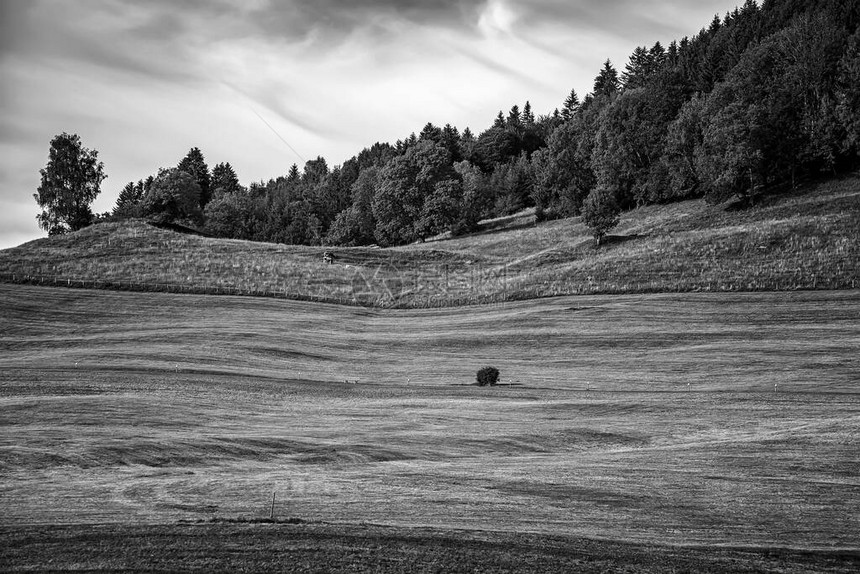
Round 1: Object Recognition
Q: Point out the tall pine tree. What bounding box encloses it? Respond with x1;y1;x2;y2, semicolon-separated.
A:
562;89;580;121
177;147;211;209
593;60;621;98
211;162;242;196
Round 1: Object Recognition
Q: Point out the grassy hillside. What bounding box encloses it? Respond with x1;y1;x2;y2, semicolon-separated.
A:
1;175;858;306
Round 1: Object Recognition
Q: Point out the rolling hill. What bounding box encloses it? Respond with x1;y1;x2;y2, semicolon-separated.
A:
1;282;859;572
1;175;858;307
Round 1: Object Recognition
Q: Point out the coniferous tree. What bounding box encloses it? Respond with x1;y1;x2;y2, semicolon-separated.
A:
493;111;506;128
419;122;444;144
113;181;146;218
441;124;463;162
490;153;534;215
709;13;722;36
667;40;680;68
622;46;651;90
211;162;242;196
507;105;522;130
649;41;667;73
523;101;536;125
355;142;395;170
593;60;620;98
177;147;211;209
459;127;477;163
562;89;580;121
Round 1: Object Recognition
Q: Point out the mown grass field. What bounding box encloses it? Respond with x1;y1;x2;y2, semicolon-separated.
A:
1;175;857;306
1;284;859;571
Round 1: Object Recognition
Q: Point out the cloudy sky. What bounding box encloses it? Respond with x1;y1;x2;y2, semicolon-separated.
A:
0;0;742;249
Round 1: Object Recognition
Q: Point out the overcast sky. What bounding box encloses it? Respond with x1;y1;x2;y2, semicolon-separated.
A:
0;0;742;249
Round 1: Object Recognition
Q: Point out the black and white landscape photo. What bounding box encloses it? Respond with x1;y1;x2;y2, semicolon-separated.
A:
1;0;859;571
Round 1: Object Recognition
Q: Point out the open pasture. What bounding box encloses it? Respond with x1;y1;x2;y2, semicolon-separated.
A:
1;284;859;570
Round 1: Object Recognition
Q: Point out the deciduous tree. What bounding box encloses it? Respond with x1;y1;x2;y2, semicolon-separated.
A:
141;168;202;226
34;133;106;235
326;167;379;246
582;185;620;245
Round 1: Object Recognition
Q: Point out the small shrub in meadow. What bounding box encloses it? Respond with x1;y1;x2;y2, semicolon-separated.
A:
476;366;500;386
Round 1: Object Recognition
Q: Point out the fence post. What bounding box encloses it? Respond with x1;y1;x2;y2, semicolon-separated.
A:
271;492;276;520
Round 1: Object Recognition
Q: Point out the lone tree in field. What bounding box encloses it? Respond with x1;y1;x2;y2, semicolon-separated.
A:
582;185;620;246
34;133;106;236
476;366;500;387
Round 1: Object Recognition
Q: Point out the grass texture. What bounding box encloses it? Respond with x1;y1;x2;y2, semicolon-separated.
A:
0;175;857;307
1;284;858;566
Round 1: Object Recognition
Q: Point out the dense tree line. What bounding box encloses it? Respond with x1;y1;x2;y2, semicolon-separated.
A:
42;1;858;245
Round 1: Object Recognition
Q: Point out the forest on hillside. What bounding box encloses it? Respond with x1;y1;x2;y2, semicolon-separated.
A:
38;0;860;246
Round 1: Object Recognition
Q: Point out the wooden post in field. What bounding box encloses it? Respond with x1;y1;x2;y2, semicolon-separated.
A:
503;264;507;302
270;491;276;520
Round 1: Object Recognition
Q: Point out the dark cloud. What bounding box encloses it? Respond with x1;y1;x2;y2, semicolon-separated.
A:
58;30;194;82
83;0;486;49
244;0;486;41
124;8;190;43
0;0;198;82
517;0;727;42
226;0;732;46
